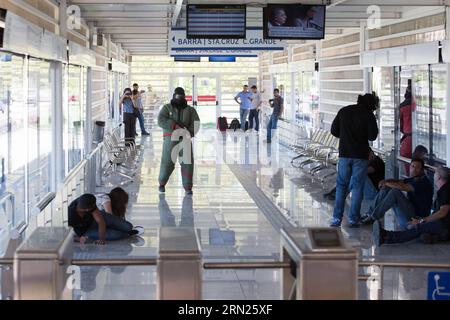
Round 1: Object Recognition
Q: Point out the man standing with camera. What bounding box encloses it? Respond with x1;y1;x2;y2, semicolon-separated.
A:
330;93;379;228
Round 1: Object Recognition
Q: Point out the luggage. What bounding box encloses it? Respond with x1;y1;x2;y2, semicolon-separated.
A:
229;118;240;131
217;116;228;132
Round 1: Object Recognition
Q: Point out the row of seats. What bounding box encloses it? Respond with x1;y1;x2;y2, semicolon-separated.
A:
289;129;339;185
102;125;143;186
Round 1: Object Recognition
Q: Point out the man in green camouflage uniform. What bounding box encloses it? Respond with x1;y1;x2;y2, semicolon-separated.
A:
158;87;200;195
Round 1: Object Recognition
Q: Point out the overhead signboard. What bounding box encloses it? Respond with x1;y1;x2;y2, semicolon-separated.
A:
169;27;287;56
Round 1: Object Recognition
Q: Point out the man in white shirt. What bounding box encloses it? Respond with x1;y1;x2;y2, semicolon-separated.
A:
249;85;262;132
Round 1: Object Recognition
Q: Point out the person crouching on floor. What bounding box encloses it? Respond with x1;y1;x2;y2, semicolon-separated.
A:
68;194;143;245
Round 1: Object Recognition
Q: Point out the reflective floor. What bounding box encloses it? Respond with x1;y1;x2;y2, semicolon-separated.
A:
71;126;450;300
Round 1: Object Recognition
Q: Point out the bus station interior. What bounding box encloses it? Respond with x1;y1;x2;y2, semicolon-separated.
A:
1;0;450;300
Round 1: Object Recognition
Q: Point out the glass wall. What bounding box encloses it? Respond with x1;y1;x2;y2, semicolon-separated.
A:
27;59;53;211
294;71;319;130
372;64;448;166
64;65;86;174
411;65;431;153
0;53;27;227
372;67;396;151
130;56;259;122
273;73;292;120
430;64;447;162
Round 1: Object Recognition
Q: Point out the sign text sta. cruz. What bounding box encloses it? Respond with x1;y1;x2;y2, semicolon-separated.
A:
169;28;287;52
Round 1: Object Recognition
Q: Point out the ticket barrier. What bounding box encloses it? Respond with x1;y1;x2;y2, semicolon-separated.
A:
1;226;203;300
14;227;73;300
157;227;202;300
281;227;358;300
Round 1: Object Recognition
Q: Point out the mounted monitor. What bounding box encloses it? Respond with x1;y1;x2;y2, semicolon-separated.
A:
187;4;246;39
264;4;326;40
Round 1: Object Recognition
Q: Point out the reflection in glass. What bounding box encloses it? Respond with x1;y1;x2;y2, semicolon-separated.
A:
0;53;26;227
431;64;447;162
372;67;395;151
64;65;86;174
27;59;53;212
295;71;319;129
411;65;430;153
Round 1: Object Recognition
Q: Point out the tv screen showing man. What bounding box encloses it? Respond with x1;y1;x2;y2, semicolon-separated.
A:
266;4;326;39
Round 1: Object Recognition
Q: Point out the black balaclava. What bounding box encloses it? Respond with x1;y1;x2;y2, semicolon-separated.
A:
171;87;188;109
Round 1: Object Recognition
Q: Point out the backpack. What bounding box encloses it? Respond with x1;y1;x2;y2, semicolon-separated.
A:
229;118;240;131
217;117;228;132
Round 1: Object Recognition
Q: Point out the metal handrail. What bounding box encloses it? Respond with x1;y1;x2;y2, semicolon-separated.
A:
31;192;56;216
62;159;87;185
203;261;291;269
71;258;157;266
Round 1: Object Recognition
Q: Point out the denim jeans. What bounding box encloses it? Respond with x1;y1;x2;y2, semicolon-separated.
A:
267;113;279;141
386;220;448;244
249;109;260;131
368;187;415;229
84;211;133;241
333;157;368;224
136;109;147;133
240;109;250;130
349;176;378;200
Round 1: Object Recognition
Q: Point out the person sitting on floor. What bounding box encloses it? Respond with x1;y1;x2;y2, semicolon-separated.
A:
324;148;384;201
361;158;433;229
68;194;143;245
95;187;129;219
373;166;450;246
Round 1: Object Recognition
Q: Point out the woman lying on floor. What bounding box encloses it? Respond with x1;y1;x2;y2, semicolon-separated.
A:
68;193;144;245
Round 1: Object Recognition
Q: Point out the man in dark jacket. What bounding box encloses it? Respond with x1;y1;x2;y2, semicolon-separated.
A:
330;93;379;227
158;87;200;195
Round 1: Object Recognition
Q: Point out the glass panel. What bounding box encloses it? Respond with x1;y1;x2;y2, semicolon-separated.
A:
372;67;395;151
411;65;430;154
0;53;27;227
65;65;84;174
295;71;319;131
108;71;115;120
431;64;447;162
27;58;53;211
273;73;292;120
195;76;217;129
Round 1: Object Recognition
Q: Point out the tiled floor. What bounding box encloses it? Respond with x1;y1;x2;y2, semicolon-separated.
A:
73;127;450;300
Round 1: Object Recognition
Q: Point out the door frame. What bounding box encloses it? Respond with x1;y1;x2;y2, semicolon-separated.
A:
169;73;221;121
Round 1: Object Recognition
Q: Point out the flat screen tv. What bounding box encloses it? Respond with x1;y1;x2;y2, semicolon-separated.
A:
187;4;246;39
264;4;326;40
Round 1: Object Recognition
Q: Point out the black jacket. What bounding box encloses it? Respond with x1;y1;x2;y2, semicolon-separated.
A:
331;104;379;159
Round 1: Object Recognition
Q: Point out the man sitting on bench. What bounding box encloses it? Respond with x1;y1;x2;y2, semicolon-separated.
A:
373;166;450;245
361;158;433;230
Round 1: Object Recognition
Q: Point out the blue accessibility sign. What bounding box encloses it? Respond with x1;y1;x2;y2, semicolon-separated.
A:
428;272;450;300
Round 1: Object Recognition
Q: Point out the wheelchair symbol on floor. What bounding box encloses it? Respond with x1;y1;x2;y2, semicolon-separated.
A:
428;272;450;300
